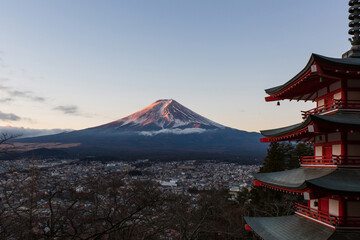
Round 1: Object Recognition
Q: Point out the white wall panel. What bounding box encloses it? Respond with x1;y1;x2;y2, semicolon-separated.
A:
332;144;341;156
329;199;339;216
315;146;322;157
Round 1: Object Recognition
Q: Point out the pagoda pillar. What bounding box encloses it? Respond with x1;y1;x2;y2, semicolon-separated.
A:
339;197;346;218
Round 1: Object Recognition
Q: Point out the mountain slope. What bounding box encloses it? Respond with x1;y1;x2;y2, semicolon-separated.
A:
14;99;267;160
93;99;224;132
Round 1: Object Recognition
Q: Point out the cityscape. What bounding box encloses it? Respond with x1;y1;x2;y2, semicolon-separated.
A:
0;158;259;197
1;1;360;240
0;157;260;239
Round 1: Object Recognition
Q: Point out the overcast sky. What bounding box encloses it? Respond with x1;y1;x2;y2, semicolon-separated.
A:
0;0;350;132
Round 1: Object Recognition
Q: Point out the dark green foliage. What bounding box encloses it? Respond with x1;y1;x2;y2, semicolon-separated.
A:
293;142;314;157
260;142;313;173
260;142;286;173
241;142;311;220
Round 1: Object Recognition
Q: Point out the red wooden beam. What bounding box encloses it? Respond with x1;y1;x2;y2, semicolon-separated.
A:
253;180;308;194
265;96;283;102
244;224;253;231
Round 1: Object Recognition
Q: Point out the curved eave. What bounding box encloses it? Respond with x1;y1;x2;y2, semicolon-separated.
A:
265;54;360;101
244;215;360;240
265;54;316;95
307;169;360;193
312;111;360;128
260;111;360;142
253;168;360;193
253;168;334;191
313;54;360;68
244;215;335;240
260;118;312;140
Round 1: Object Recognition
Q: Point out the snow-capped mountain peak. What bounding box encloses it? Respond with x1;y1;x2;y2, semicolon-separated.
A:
14;99;266;159
100;99;225;131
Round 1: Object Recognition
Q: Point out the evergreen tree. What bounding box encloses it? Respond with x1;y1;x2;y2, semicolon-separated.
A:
260;142;313;173
239;142;312;220
285;143;311;169
259;142;286;173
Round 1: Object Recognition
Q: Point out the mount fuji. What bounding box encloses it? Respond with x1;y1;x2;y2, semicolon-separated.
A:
97;99;224;133
14;99;267;161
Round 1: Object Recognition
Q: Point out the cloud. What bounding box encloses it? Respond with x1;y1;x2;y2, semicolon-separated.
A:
0;98;13;103
0;85;45;102
32;96;46;102
0;111;21;121
139;128;207;136
52;105;93;118
8;89;45;102
53;105;79;115
0;54;44;102
0;126;73;138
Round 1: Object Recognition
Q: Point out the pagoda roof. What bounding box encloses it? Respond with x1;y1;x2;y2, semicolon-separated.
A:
254;168;360;193
265;54;360;101
261;122;307;138
261;111;360;141
314;110;360;126
244;215;360;240
308;169;360;192
253;168;334;190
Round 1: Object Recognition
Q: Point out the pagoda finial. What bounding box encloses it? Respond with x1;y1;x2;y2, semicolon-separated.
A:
344;0;360;58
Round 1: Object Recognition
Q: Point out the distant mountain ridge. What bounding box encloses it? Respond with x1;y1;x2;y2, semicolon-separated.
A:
14;99;267;161
0;126;72;138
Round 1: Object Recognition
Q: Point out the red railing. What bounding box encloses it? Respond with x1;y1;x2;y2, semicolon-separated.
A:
300;155;360;166
295;203;339;226
295;203;360;227
300;156;337;165
301;99;360;119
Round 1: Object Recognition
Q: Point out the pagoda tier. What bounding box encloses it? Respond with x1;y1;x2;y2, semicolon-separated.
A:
252;168;360;194
260;111;360;168
265;54;360;102
249;165;360;231
244;215;360;240
261;110;360;143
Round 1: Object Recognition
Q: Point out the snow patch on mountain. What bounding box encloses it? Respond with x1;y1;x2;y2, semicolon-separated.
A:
100;99;225;131
138;128;207;136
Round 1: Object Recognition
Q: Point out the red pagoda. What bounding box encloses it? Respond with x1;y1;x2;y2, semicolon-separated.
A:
244;1;360;239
